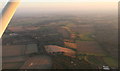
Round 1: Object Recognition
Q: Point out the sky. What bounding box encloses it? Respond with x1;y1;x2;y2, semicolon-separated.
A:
22;0;119;2
14;2;117;15
0;0;119;8
0;0;118;8
0;0;119;2
0;0;118;15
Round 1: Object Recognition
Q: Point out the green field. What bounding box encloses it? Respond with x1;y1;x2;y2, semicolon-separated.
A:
79;32;94;41
103;57;118;67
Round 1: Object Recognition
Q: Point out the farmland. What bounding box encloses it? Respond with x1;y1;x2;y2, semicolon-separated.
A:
2;13;118;69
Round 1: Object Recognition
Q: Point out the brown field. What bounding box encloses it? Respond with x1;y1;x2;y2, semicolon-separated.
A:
76;41;105;56
45;45;76;57
3;45;26;57
3;62;24;69
3;45;26;69
21;55;52;69
3;56;26;63
64;42;77;49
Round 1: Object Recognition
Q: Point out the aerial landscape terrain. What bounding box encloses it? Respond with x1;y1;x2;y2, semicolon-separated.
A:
2;2;118;70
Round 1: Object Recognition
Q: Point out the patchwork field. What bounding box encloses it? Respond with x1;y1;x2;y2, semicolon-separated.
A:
2;13;118;69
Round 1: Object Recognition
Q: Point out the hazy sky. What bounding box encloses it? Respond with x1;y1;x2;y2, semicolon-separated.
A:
0;0;118;15
0;0;118;7
0;0;119;2
14;2;117;15
19;0;119;2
